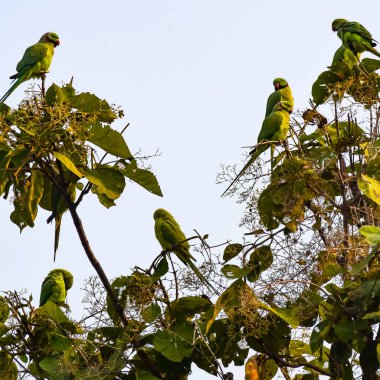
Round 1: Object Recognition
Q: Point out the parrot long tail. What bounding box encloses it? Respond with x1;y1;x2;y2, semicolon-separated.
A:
0;77;26;103
221;144;267;197
53;216;62;261
0;67;31;103
367;45;380;58
185;257;219;295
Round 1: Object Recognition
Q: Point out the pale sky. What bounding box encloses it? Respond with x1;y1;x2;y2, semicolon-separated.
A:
0;1;378;378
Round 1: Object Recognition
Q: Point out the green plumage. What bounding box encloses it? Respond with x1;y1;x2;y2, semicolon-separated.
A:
46;176;76;261
265;78;293;118
332;19;380;58
1;32;60;103
39;269;73;307
153;208;218;293
222;101;293;196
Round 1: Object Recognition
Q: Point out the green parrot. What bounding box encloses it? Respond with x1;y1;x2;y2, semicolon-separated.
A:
46;175;76;261
332;19;380;58
39;269;73;307
154;208;218;294
0;32;60;103
222;101;293;196
265;78;294;118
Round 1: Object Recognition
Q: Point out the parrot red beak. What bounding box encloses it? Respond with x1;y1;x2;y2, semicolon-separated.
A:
55;40;60;47
274;83;280;90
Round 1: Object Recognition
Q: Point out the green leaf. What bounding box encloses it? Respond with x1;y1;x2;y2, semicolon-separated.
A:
221;264;252;279
358;174;380;205
223;243;243;262
141;303;161;323
0;152;12;196
310;320;331;353
135;369;162;380
260;358;278;380
359;225;380;245
120;159;163;196
362;311;380;320
38;356;59;374
0;102;10;115
262;305;299;328
37;301;70;324
50;333;73;351
151;256;169;279
88;123;132;158
72;93;117;122
153;324;194;362
0;296;10;323
83;166;125;200
361;58;380;73
312;70;341;105
46;83;75;106
247;246;273;282
171;296;212;318
88;326;124;341
52;151;84;178
351;248;376;275
0;352;17;380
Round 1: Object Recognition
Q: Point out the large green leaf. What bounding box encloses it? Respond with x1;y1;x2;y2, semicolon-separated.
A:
83;166;125;200
263;304;299;328
359;225;380;245
358;174;380;205
37;301;70;324
221;264;252;279
141;303;161;323
153;324;194;362
223;243;243;262
38;356;59;375
312;70;341;105
0;152;12;195
0;352;17;380
46;83;75;106
120;159;163;196
72;92;117;122
171;296;212;318
52;151;84;178
361;58;380;73
310;320;331;353
0;297;10;323
247;246;273;282
88;123;132;158
50;333;73;352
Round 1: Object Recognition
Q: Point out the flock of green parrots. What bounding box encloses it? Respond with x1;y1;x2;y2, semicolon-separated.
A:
4;19;379;307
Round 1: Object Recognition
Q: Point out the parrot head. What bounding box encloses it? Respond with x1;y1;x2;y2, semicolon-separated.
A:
332;19;347;32
39;32;60;47
154;208;174;221
62;271;74;290
273;78;288;91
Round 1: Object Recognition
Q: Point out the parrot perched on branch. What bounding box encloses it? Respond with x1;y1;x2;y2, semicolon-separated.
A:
265;78;293;118
332;19;380;58
153;208;218;294
222;101;293;196
0;32;60;103
39;269;73;307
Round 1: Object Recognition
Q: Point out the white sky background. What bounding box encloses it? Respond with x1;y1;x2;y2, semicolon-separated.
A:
0;1;378;378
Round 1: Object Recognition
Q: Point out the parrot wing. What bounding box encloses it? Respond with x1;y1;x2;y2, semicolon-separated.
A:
15;43;50;75
342;22;375;42
39;272;65;306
